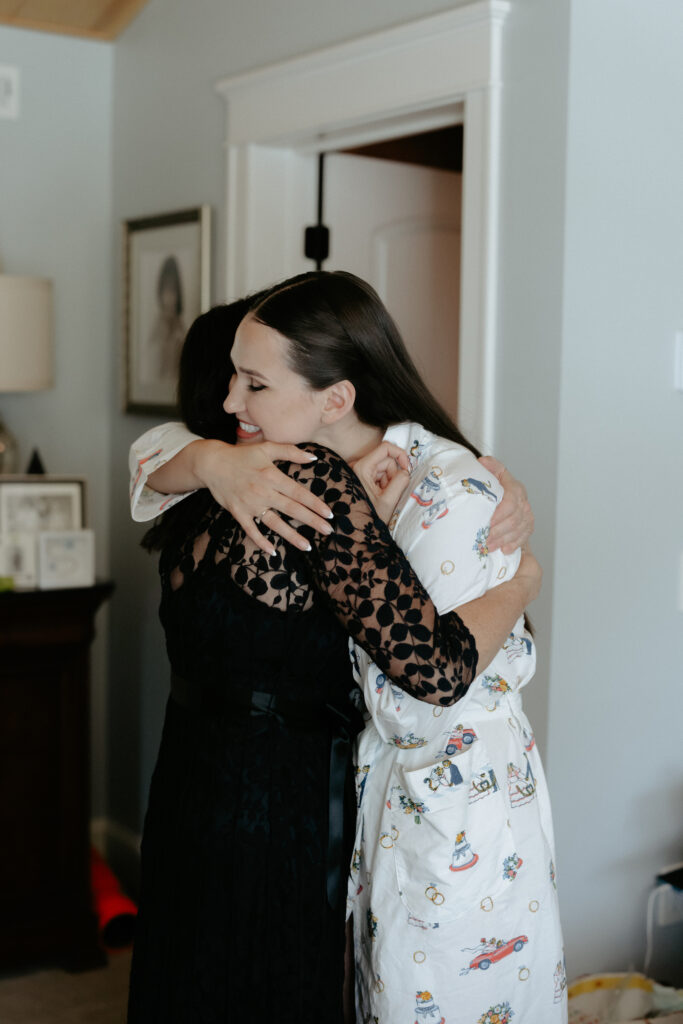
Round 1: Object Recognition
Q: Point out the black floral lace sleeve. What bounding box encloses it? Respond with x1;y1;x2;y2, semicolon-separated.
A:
288;443;478;706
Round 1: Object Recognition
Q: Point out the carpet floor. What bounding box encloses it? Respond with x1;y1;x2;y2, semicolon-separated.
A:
0;950;131;1024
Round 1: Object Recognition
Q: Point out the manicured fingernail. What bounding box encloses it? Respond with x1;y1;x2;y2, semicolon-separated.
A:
325;510;334;519
321;523;333;534
302;543;312;552
305;453;318;461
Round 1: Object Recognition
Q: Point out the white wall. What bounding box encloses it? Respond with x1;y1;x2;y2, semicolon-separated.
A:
0;27;113;815
495;0;571;759
547;0;683;979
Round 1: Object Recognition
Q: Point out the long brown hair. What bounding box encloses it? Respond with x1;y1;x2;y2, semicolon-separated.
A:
251;270;480;457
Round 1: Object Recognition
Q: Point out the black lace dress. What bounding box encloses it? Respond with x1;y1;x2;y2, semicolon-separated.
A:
127;445;478;1024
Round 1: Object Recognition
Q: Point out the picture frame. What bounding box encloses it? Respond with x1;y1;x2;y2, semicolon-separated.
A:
38;529;95;590
0;531;38;589
123;205;211;414
0;476;85;534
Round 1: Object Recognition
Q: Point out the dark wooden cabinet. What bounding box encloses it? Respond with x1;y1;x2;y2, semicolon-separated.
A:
0;582;114;967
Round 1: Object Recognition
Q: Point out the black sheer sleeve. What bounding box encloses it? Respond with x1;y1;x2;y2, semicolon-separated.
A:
286;443;478;707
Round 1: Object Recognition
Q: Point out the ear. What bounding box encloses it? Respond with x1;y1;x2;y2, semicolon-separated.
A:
320;379;356;424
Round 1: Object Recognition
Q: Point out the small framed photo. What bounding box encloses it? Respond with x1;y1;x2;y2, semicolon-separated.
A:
0;476;85;534
0;531;38;589
38;530;95;590
123;205;211;414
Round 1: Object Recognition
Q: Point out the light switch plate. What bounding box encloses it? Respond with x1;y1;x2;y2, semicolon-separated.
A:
675;331;683;392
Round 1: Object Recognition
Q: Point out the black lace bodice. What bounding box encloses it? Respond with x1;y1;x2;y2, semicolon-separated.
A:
160;443;478;706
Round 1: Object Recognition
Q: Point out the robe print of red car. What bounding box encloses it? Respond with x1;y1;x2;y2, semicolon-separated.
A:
468;936;528;970
445;728;476;755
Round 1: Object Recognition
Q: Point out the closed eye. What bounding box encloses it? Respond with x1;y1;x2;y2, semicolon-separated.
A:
247;383;266;392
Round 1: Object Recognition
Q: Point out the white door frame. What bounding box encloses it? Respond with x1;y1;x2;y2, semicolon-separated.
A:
215;0;510;449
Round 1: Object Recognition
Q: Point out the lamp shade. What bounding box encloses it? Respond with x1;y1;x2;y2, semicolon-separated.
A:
0;275;54;391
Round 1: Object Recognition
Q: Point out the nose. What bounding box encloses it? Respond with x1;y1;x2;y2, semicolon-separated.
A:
224;373;240;414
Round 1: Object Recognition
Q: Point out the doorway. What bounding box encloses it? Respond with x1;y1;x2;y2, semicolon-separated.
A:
216;3;509;449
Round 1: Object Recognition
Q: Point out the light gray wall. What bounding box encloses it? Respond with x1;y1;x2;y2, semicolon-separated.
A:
495;0;571;759
0;26;113;815
546;0;683;979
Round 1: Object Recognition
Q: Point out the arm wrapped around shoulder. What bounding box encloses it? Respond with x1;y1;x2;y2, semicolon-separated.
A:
284;444;479;706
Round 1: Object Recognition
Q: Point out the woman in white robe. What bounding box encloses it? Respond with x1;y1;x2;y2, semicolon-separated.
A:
348;421;566;1024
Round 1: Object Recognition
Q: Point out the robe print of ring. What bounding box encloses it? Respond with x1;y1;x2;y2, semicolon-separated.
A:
529;900;540;912
380;826;399;849
441;560;455;575
414;951;426;964
480;896;494;912
425;885;445;905
519;967;530;981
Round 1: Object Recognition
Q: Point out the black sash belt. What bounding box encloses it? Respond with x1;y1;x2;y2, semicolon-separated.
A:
170;671;362;911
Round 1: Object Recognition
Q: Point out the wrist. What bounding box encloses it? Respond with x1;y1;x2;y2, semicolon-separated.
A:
498;575;532;617
515;569;541;607
188;438;234;488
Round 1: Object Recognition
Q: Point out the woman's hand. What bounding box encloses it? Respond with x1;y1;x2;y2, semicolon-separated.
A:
479;455;534;554
349;442;411;524
189;440;334;555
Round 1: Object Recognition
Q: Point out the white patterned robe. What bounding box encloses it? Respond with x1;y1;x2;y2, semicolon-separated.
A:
348;422;566;1024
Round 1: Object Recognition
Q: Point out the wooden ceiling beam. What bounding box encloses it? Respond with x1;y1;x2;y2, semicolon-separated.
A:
0;0;148;40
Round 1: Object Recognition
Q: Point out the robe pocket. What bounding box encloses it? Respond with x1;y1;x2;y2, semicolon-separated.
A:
390;744;512;924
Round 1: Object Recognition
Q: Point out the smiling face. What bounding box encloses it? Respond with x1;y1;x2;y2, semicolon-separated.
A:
225;314;327;445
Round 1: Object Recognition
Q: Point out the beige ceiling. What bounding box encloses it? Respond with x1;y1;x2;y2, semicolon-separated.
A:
0;0;150;40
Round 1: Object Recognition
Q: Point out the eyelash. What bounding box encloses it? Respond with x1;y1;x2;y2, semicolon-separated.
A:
247;383;265;393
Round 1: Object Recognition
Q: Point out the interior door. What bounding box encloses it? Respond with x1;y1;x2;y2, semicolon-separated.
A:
323;152;462;423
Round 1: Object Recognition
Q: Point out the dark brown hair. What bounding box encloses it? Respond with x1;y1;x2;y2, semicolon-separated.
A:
251;270;480;457
141;299;253;552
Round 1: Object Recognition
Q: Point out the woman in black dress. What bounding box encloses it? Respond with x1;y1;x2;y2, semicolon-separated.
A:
127;279;538;1024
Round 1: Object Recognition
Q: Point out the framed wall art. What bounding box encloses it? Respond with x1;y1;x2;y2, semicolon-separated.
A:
0;476;85;534
123;205;211;414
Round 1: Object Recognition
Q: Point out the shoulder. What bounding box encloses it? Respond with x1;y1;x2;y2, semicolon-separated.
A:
400;427;502;504
277;442;367;501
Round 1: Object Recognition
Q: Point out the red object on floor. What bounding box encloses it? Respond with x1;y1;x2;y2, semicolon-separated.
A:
90;846;138;949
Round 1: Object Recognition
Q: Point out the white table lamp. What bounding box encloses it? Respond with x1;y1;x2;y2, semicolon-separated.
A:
0;275;54;472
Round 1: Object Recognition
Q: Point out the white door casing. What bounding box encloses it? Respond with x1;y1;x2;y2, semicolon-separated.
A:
215;0;510;449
